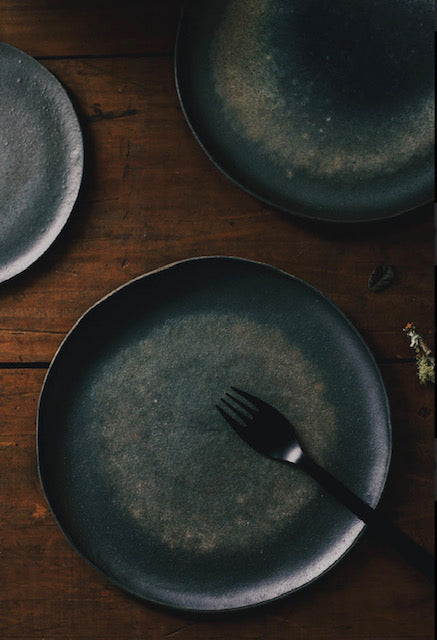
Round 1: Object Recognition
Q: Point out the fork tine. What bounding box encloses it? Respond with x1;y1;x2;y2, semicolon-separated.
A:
220;397;251;423
216;403;257;452
225;391;258;418
230;386;270;411
215;404;247;437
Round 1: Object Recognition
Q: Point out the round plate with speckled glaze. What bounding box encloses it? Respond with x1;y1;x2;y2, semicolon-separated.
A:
38;257;391;611
175;0;434;222
0;43;83;283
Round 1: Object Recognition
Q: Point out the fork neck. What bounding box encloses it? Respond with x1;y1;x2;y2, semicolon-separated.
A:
282;443;305;464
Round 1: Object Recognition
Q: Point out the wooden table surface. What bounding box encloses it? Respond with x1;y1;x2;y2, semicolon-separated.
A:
0;2;434;638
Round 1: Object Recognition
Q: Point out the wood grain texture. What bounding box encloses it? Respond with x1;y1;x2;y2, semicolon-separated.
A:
0;365;433;639
0;56;433;364
0;0;184;57
0;1;434;638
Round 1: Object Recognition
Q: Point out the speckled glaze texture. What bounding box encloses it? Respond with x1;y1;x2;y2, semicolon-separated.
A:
176;0;434;221
0;43;83;283
92;313;337;556
37;258;391;611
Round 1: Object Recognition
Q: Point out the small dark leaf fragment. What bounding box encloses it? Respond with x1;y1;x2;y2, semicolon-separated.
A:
368;264;395;292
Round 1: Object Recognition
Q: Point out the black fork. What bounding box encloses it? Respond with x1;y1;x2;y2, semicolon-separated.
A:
217;387;434;582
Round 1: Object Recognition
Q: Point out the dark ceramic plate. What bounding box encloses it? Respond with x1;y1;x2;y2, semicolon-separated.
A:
175;0;434;222
38;257;391;611
0;43;83;283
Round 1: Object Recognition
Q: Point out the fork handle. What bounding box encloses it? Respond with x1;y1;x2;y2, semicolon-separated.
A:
298;456;434;582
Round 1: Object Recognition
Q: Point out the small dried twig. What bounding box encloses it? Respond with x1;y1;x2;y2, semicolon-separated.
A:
403;322;435;384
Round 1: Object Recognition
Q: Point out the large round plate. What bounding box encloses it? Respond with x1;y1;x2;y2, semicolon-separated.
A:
38;257;391;611
0;43;83;283
175;0;434;222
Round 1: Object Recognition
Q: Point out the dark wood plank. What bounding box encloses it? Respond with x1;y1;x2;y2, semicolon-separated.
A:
0;57;433;364
0;364;433;639
0;0;184;57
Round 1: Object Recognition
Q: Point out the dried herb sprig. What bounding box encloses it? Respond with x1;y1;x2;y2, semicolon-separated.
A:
403;322;435;385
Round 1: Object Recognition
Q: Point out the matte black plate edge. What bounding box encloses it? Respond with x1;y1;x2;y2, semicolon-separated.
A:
36;256;392;612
